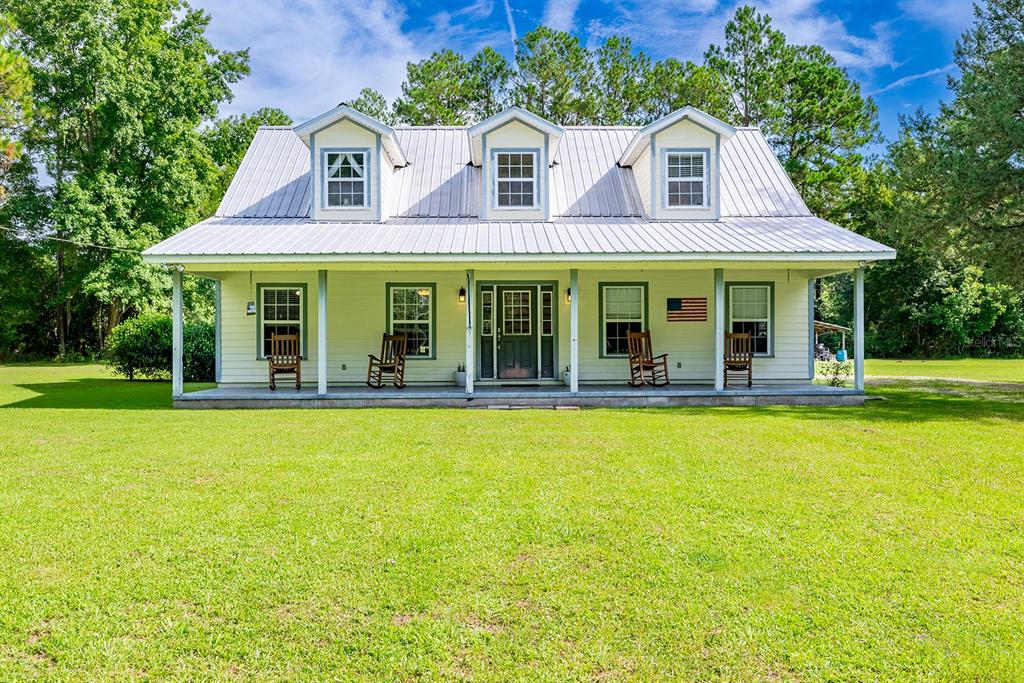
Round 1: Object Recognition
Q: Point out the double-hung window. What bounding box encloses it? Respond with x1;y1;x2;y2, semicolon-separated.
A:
601;284;646;357
666;151;706;207
259;285;305;358
728;284;772;355
495;151;537;207
388;284;434;358
324;150;367;207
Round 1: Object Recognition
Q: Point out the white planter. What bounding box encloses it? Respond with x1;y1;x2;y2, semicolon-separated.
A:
562;371;572;386
454;370;467;387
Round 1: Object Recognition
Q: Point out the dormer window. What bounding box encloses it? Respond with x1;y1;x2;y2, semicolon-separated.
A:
495;151;538;208
665;151;707;207
323;149;369;208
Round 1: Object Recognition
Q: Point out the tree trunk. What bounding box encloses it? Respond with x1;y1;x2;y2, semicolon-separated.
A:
56;248;65;355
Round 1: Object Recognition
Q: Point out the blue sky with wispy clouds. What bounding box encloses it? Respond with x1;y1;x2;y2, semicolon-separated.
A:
193;0;974;153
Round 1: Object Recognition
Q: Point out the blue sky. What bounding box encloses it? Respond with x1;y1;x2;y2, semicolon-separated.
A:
194;0;974;153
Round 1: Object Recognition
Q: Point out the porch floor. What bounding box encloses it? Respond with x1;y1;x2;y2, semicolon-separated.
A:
175;382;864;408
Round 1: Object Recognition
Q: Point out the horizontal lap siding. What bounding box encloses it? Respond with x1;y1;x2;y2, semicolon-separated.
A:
215;267;810;386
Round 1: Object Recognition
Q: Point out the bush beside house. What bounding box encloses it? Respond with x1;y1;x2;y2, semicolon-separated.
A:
105;314;215;382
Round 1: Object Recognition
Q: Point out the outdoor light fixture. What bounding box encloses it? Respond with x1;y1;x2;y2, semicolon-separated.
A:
246;301;256;315
458;287;466;303
566;288;572;303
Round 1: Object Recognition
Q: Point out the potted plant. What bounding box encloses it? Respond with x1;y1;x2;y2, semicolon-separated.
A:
454;363;466;387
562;365;572;386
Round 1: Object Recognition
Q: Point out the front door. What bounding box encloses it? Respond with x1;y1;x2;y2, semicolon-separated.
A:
496;287;537;379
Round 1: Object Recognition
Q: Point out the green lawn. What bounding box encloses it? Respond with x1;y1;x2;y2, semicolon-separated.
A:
1;364;1022;680
867;357;1024;383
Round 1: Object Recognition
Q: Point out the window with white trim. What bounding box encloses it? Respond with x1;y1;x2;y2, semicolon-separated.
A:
389;285;433;357
260;286;304;358
325;151;367;207
666;152;706;207
495;152;537;207
601;284;646;356
729;284;771;355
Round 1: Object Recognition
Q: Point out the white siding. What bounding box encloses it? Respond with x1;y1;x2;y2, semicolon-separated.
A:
214;267;811;386
652;119;719;221
312;119;378;222
632;143;652;218
484;121;548;221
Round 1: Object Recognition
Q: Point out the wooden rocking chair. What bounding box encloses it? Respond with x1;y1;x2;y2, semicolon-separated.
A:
723;332;753;388
267;333;301;391
366;333;408;388
627;330;670;387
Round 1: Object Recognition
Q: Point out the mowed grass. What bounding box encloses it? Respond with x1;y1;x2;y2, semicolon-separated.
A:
867;357;1024;383
1;364;1023;681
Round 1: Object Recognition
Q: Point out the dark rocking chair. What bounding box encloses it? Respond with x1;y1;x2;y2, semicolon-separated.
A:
723;332;753;388
267;333;301;391
627;330;670;387
366;333;408;388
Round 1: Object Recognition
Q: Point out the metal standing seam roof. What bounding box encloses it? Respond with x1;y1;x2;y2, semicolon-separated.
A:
144;216;895;259
147;122;892;261
213;125;810;220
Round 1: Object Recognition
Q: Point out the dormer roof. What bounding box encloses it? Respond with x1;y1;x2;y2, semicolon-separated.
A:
618;106;737;167
293;104;408;167
467;106;565;166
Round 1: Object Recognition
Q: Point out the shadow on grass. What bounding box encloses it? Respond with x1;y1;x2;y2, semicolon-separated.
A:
1;378;212;410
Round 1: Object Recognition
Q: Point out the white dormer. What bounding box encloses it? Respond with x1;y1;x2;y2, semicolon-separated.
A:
468;106;564;221
618;106;736;221
294;105;408;221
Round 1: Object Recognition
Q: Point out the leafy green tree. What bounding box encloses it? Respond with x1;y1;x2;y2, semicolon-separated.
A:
0;14;32;206
938;0;1024;284
512;27;597;125
4;0;249;346
468;47;514;121
646;58;733;121
704;5;785;126
200;107;292;217
347;87;395;124
774;44;879;215
394;49;477;125
594;36;651;125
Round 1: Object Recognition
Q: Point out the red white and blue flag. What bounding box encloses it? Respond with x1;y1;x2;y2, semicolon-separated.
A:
667;297;707;322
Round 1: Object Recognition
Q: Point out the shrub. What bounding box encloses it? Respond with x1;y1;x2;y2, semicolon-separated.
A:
819;360;853;387
183;321;215;382
105;315;216;382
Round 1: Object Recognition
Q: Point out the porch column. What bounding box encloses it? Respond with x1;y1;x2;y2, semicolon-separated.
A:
214;278;222;383
317;269;328;395
465;269;475;395
808;278;816;380
569;268;579;393
713;268;724;391
171;267;183;397
854;267;865;391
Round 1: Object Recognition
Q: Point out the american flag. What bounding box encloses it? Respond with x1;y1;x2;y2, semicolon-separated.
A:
667;297;707;322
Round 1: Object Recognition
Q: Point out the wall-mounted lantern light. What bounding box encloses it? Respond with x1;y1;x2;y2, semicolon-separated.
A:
458;287;467;303
246;301;256;315
566;288;572;303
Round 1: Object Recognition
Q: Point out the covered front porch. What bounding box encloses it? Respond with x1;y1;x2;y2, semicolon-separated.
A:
174;381;864;409
165;260;869;408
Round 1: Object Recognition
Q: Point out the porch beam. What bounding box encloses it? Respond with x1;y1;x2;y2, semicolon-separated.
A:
171;267;184;397
214;278;222;383
318;269;327;395
713;268;724;391
808;278;815;380
465;269;474;395
569;268;579;393
854;267;865;391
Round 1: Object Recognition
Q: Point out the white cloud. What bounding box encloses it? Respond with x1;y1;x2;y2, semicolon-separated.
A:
585;0;896;72
899;0;976;35
542;0;581;32
503;0;519;49
869;63;955;95
193;0;507;123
